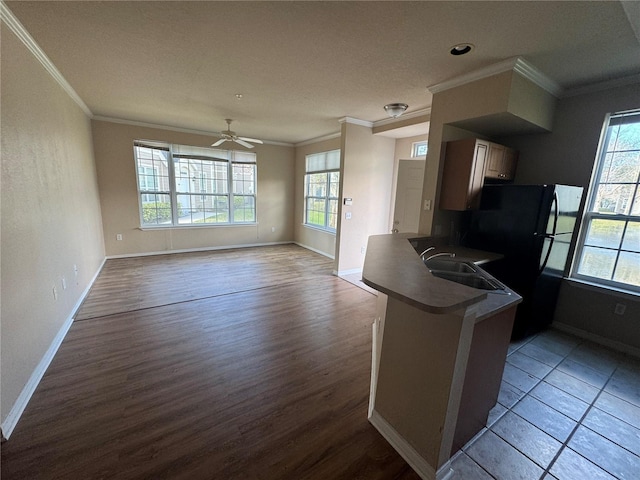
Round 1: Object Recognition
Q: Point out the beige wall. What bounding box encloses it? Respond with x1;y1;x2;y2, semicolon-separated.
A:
1;26;105;430
336;122;395;274
503;82;640;349
294;136;341;257
420;71;513;236
92;120;295;256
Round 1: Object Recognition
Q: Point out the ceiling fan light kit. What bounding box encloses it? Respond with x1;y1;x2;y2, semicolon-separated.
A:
211;118;264;148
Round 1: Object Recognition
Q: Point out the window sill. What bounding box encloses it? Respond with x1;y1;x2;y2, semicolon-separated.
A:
302;224;336;235
139;223;258;231
566;277;639;299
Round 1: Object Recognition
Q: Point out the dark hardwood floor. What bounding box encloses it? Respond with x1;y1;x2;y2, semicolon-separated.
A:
1;245;420;479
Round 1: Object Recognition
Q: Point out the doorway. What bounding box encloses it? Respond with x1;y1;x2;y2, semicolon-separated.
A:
392;159;425;233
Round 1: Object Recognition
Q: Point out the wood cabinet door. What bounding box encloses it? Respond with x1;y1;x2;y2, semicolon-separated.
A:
485;142;506;179
467;141;489;209
502;147;518;180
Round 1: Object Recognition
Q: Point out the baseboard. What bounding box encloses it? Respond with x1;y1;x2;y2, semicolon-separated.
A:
552;322;640;358
368;409;437;480
292;242;335;259
336;267;363;276
1;257;106;440
106;241;295;259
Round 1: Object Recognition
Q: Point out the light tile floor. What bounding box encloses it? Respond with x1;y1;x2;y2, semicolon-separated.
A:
449;329;640;480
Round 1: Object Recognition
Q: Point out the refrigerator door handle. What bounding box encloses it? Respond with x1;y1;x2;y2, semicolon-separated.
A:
537;192;559;275
538;234;555;275
550;192;559;236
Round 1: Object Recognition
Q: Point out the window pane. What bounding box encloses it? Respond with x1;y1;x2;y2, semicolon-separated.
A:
600;151;640;183
593;184;634;215
308;173;327;197
306;197;326;227
622;221;640;252
233;196;256;222
329;172;340;197
613;252;640;286
577;246;616;280
141;193;172;226
614;119;640;151
584;218;625;248
233;164;255;195
328;199;338;230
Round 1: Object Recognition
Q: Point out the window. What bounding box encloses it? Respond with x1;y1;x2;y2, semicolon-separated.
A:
304;149;340;232
412;141;428;158
134;141;256;227
573;110;640;291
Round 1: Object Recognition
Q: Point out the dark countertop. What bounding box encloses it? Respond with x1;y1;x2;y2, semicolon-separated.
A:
362;233;521;320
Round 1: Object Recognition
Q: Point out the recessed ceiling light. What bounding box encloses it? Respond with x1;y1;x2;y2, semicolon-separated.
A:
450;43;474;56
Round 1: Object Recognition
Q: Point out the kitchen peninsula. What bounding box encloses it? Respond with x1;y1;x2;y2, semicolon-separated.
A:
362;233;522;480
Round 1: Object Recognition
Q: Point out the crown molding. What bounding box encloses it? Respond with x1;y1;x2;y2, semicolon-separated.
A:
511;57;563;97
427;56;563;98
561;73;640;98
338;117;374;128
373;107;431;128
1;1;92;117
295;131;342;148
92;116;294;147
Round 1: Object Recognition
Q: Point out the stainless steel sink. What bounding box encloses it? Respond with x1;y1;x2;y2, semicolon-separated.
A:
430;270;506;291
424;258;477;273
424;258;508;292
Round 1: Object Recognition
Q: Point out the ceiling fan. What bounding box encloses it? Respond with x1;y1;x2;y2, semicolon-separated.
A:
211;119;264;149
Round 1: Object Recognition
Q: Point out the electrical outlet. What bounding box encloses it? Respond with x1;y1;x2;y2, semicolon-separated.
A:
271;226;276;233
73;264;78;276
423;199;431;211
52;286;58;300
61;276;67;290
614;303;626;315
116;234;123;241
345;212;352;220
360;246;366;254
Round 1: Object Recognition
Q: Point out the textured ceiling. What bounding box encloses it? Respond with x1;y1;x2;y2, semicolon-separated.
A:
4;1;640;144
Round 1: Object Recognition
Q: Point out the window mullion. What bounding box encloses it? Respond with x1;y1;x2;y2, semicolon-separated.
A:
228;154;234;223
168;145;180;225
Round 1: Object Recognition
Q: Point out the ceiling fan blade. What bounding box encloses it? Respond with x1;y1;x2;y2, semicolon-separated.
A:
211;138;227;147
235;139;254;149
238;136;263;145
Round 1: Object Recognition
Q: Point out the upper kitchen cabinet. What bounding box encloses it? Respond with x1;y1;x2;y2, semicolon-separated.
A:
439;138;518;211
439;138;490;211
485;144;518;181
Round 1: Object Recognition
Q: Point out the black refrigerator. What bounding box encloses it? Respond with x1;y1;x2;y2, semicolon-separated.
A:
463;184;584;338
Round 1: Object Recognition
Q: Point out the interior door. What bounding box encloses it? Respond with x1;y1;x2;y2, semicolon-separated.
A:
392;159;425;233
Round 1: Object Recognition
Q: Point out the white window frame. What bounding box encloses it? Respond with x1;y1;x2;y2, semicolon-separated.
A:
134;141;257;228
572;109;640;293
411;141;428;158
304;149;340;233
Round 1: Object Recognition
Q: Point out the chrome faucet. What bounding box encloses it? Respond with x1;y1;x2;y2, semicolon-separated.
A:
419;246;436;260
424;252;456;262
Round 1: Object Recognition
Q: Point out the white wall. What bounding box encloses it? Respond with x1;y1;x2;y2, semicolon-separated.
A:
1;24;105;434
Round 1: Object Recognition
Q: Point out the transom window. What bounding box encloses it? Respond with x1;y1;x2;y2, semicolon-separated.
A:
412;141;428;158
304;149;340;232
573;110;640;291
134;141;257;227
